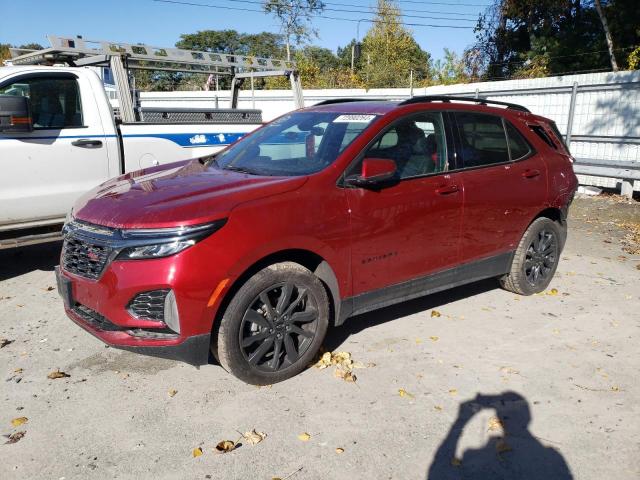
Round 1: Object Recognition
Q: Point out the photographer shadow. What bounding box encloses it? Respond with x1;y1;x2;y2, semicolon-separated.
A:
427;391;573;480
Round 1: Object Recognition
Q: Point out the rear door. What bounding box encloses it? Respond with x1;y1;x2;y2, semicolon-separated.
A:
0;72;110;227
454;111;548;263
345;111;463;303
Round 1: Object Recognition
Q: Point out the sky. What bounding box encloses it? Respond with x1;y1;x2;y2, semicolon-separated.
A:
0;0;489;61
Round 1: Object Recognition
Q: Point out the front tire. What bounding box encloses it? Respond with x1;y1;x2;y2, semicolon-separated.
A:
500;217;562;295
214;262;329;385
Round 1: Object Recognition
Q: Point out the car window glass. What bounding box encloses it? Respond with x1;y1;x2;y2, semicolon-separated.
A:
456;112;509;167
358;112;448;180
0;76;83;129
529;125;557;149
215;111;375;176
505;122;531;160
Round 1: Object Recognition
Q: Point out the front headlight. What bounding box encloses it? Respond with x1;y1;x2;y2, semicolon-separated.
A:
115;219;226;260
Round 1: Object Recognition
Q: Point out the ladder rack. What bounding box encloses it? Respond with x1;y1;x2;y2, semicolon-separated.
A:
7;35;303;123
8;35;296;75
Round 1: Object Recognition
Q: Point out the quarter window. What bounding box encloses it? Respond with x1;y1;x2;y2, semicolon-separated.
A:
455;112;509;167
0;76;83;129
505;122;531;160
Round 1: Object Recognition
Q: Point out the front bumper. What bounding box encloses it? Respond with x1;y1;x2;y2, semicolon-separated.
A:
54;220;233;366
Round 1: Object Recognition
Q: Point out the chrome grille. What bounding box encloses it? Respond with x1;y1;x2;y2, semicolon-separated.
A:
62;236;112;280
127;289;169;321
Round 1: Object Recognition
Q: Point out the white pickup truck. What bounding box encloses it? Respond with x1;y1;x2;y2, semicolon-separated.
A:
0;36;302;248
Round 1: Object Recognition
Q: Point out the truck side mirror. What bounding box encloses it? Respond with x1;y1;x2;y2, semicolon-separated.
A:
0;95;33;133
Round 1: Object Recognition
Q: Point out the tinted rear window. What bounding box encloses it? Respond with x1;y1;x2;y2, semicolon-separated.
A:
455;112;509;167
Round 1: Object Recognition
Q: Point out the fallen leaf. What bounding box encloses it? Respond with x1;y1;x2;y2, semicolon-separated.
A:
431;310;441;318
449;388;458;396
451;457;462;467
315;351;332;369
487;417;504;432
398;388;414;399
214;440;236;453
415;338;422;344
334;367;357;383
547;288;559;296
47;369;70;379
298;432;311;442
495;438;512;454
46;286;55;291
434;405;443;411
192;447;203;457
0;338;14;348
429;336;439;342
611;386;620;392
500;366;519;375
11;417;28;427
4;431;26;444
168;388;178;397
243;429;267;445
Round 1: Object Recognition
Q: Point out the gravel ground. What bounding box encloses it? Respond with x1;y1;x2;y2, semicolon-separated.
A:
0;195;638;480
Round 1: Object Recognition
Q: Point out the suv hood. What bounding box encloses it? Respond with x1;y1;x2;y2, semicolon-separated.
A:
73;160;307;229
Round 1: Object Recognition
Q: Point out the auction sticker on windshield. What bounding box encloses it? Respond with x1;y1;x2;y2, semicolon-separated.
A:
333;114;376;123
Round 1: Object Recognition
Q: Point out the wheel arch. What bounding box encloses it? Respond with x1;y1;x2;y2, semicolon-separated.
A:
530;206;567;251
211;249;342;345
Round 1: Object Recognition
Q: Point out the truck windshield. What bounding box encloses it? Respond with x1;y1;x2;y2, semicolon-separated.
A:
211;111;377;176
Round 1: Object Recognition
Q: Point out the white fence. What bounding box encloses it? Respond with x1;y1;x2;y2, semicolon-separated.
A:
140;70;640;193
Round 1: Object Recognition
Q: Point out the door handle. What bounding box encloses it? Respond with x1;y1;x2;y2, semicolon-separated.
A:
435;184;459;195
522;169;541;179
72;139;103;149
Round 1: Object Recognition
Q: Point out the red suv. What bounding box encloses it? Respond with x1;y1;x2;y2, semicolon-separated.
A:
56;96;578;384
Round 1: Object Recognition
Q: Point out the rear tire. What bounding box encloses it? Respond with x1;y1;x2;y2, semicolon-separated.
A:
214;262;329;385
499;217;562;295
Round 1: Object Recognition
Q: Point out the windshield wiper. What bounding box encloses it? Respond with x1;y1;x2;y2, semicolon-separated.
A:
222;165;262;175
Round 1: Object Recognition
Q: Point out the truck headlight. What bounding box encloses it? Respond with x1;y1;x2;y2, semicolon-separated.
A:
116;219;226;260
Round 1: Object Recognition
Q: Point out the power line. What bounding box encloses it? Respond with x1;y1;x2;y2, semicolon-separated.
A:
193;0;482;18
186;0;478;22
153;0;476;28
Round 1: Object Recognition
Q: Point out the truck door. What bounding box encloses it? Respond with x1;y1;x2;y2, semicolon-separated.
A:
0;72;110;228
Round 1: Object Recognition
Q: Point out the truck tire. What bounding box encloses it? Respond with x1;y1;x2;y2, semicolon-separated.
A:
214;262;329;385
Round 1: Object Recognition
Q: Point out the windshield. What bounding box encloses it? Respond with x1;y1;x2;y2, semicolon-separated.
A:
212;111;377;176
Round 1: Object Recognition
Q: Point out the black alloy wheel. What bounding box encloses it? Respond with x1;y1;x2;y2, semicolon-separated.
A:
499;217;563;295
523;228;558;287
240;283;319;372
215;262;330;385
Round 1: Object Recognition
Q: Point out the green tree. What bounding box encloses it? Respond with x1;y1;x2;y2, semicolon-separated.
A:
474;0;640;79
360;0;431;88
263;0;325;61
0;44;11;64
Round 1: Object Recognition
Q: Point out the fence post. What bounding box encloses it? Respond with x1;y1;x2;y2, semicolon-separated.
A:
565;81;578;148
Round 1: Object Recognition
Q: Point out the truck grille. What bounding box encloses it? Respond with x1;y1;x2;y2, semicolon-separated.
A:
62;237;112;280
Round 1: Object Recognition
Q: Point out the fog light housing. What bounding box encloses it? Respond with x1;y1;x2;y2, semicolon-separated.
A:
163;290;180;334
128;289;169;321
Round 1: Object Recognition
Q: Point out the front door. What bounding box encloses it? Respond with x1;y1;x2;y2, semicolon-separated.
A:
0;73;110;227
344;111;463;303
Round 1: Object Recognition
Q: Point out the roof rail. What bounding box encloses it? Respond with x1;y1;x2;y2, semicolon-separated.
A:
400;95;531;113
313;98;373;106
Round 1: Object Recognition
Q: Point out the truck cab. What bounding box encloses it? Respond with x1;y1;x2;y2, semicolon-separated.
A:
0;35;303;249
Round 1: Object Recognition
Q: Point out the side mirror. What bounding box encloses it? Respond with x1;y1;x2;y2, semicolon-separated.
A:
0;95;33;133
345;158;397;188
